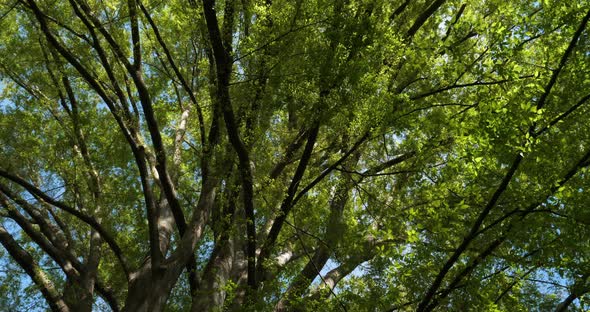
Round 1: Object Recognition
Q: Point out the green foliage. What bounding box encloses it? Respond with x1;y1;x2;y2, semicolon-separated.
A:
1;0;590;311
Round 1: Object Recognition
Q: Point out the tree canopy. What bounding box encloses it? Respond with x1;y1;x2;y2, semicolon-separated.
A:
1;0;590;311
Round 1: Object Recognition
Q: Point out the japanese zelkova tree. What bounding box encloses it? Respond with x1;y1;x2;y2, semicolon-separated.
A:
1;0;590;311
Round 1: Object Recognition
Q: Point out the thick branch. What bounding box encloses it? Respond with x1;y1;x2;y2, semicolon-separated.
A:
202;0;258;289
24;2;164;270
406;0;446;38
535;8;590;111
362;151;416;176
256;125;320;285
420;141;590;310
555;274;589;312
310;238;394;302
269;128;308;179
291;132;369;207
0;224;70;312
0;169;130;277
0;193;120;311
416;11;590;309
424;235;507;311
416;154;523;311
127;0;141;68
535;92;590;137
0;184;66;251
389;0;411;22
276;175;353;310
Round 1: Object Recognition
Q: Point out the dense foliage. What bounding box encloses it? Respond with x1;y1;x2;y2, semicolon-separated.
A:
1;0;590;311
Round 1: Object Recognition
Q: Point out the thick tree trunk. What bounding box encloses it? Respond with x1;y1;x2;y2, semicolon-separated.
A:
123;268;169;312
191;239;234;312
63;279;94;312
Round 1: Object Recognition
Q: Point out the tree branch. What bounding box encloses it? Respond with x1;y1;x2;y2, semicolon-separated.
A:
139;1;206;146
0;224;70;312
535;92;590;137
256;125;320;286
406;0;446;38
417;153;523;311
0;169;130;278
535;8;590;111
202;0;258;289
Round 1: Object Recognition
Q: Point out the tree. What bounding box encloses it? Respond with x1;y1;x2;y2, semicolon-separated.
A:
0;0;590;310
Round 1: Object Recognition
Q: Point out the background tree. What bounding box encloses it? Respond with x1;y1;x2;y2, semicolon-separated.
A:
1;0;590;311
